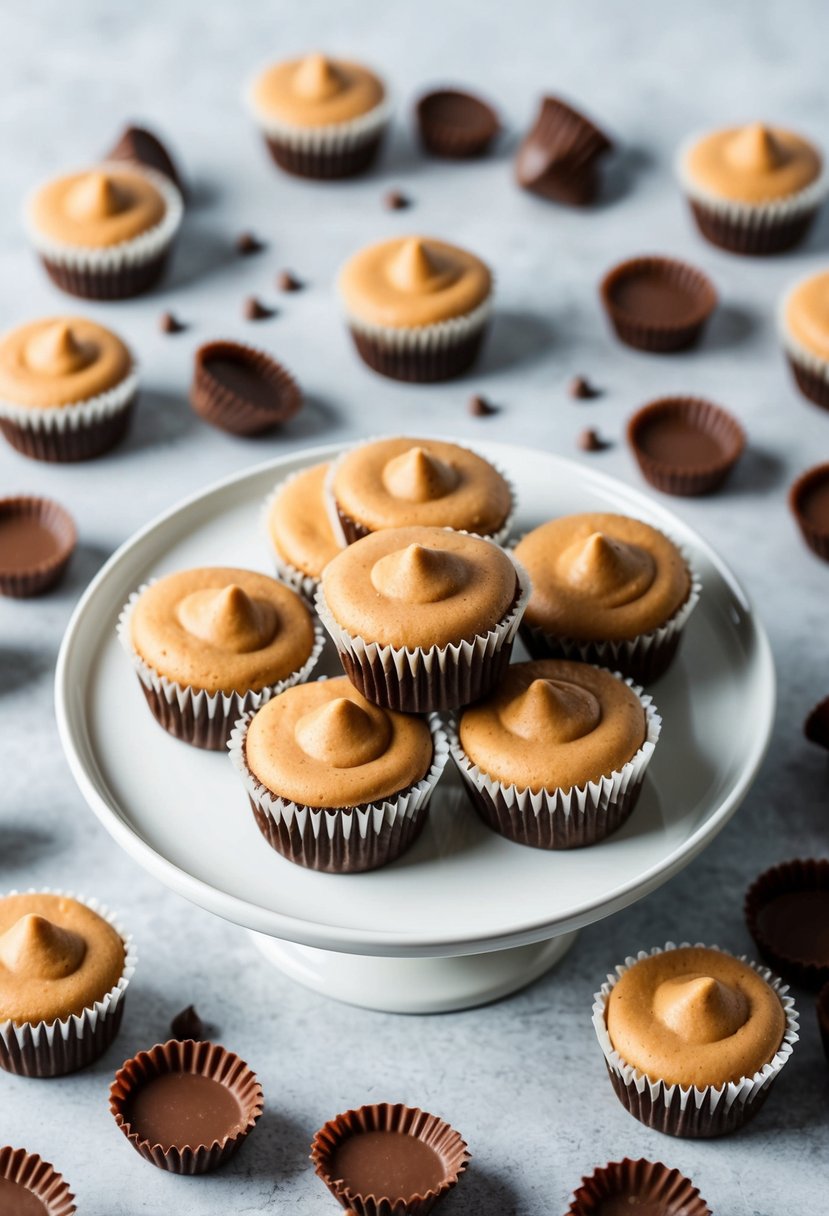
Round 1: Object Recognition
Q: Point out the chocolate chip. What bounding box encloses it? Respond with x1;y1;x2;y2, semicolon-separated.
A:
244;296;274;321
384;190;411;211
805;696;829;751
569;375;600;400
578;427;610;452
276;270;302;292
468;394;497;417
170;1005;207;1040
159;311;185;334
236;231;265;256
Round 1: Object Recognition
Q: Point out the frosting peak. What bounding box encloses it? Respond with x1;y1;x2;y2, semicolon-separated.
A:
65;172;127;221
654;973;749;1045
387;239;446;293
382;446;459;503
500;677;602;743
726;123;787;172
25;322;93;377
370;543;468;603
294;697;390;767
293;53;344;101
0;913;86;980
559;532;656;603
176;585;278;653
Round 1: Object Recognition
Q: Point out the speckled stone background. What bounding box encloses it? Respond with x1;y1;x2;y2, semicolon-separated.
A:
1;1;827;1212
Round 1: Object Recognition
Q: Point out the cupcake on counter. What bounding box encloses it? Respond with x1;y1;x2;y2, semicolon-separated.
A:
246;52;389;179
338;236;493;382
228;676;448;872
24;164;183;298
677;122;825;254
0;316;137;462
514;513;699;684
780;268;829;409
119;567;324;750
265;462;343;598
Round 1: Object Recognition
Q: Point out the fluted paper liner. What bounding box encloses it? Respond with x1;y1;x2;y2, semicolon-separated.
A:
343;295;492;382
246;77;390;152
0;496;76;598
447;672;661;849
592;941;799;1138
627;396;746;497
745;858;829;988
566;1158;711;1216
228;706;449;872
0;887;136;1078
191;341;302;436
311;1102;469;1216
261;471;344;600
789;464;829;562
0;366;138;461
117;581;326;750
779;283;829;410
600;256;717;353
109;1038;263;1174
0;1147;76;1216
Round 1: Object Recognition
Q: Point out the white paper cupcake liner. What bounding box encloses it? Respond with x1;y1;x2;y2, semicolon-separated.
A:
260;471;343;601
446;672;661;849
0;887;136;1078
592;941;799;1138
228;707;449;872
778;282;829;386
24;164;184;272
245;83;391;153
343;295;493;355
0;366;139;434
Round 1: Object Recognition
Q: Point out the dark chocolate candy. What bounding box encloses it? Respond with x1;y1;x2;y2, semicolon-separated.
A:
416;88;499;159
105;124;185;196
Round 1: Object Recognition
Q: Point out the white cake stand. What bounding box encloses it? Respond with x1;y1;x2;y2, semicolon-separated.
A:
55;439;775;1013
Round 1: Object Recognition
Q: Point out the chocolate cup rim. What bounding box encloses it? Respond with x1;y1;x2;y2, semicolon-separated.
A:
415;88;499;138
627;395;746;477
0;1146;76;1216
0;495;77;581
745;858;829;986
109;1038;264;1157
192;339;302;429
566;1157;711;1216
789;461;829;541
600;255;718;334
310;1102;470;1208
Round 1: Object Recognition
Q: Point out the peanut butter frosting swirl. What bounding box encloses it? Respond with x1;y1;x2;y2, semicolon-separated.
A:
0;893;125;1026
784;269;829;360
0;317;132;408
321;525;518;650
339;237;492;328
250;54;385;127
332;437;512;536
130;567;316;694
685;124;822;203
245;676;433;808
458;659;646;793
268;463;341;579
515;513;690;642
606;946;786;1089
28;166;167;248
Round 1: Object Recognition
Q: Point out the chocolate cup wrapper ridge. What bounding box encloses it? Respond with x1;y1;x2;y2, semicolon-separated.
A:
566;1158;712;1216
0;887;136;1078
117;583;326;750
447;674;661;849
228;710;449;872
592;941;799;1138
0;1148;76;1216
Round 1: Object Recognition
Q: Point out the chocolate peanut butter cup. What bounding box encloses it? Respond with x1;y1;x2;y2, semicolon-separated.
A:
600;256;717;353
745;859;829;989
0;1148;76;1216
190;341;302;436
415;88;499;158
110;1039;263;1174
311;1103;469;1216
627;396;746;496
0;497;76;598
566;1158;711;1216
789;463;829;561
516;96;613;205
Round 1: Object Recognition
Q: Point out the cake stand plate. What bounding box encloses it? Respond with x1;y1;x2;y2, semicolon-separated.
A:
55;439;775;1013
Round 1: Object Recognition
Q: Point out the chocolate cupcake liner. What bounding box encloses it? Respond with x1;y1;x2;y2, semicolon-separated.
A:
592;941;798;1138
110;1038;263;1174
446;675;661;849
789;463;829;562
228;709;449;873
779;288;829;410
415;89;499;159
191;341;303;436
261;473;343;601
247;87;390;179
0;888;136;1078
0;1147;76;1216
117;583;325;750
315;549;530;713
0;496;76;598
344;296;492;383
25;165;183;298
627;396;746;497
745;858;829;988
311;1102;469;1216
566;1158;711;1216
600;257;717;353
0;367;138;462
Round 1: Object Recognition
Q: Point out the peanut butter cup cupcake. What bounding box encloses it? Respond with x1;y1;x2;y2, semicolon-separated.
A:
338;236;493;382
593;943;798;1137
119;567;324;750
316;526;529;712
328;437;514;544
264;462;343;598
780;269;829;409
247;53;389;179
229;676;448;872
514;513;699;683
24;164;182;298
449;660;661;849
0;316;137;461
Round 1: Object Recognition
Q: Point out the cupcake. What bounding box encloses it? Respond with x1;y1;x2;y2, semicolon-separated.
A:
119;566;324;750
0;890;135;1078
316;526;529;712
514;513;699;683
593;943;798;1138
449;659;661;849
264;462;343;598
677;122;826;254
0;317;137;461
0;1148;76;1216
228;675;448;872
338;236;493;382
780;269;829;409
24;164;183;299
327;437;514;544
246;53;389;179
